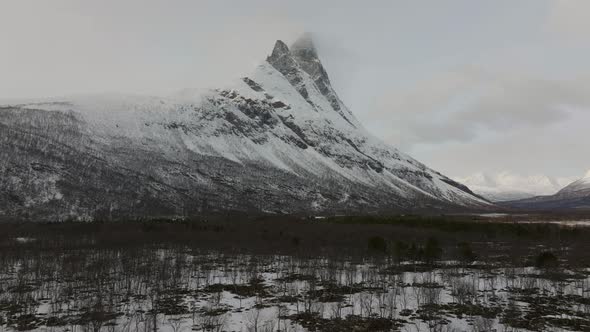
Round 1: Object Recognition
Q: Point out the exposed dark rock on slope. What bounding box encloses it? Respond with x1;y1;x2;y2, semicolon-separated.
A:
0;36;489;221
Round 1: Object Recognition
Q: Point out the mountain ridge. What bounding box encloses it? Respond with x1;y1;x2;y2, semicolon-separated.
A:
0;36;490;221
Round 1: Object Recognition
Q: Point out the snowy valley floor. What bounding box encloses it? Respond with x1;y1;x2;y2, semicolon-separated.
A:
1;214;590;331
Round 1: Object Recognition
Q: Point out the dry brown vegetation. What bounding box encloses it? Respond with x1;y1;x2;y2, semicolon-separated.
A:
0;215;589;331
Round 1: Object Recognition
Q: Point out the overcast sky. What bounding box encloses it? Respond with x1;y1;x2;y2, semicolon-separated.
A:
1;0;589;192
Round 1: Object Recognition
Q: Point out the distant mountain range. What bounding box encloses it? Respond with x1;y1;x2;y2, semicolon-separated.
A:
455;172;574;202
502;170;590;210
0;35;490;221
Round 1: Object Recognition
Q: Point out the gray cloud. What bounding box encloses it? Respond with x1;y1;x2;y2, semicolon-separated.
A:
548;0;590;40
0;1;303;99
411;116;590;181
369;66;590;182
372;68;590;150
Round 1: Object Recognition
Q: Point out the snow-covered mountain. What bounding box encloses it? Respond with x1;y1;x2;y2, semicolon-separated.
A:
557;170;590;196
0;35;490;221
503;170;590;210
455;172;572;202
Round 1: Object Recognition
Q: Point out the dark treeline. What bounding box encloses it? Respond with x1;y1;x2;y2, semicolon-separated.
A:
1;214;590;267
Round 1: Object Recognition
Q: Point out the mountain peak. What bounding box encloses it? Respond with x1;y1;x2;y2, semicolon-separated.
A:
584;169;590;179
264;34;358;126
269;40;290;61
0;34;492;219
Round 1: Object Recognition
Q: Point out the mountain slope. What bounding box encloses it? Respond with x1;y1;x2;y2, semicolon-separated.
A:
503;170;590;210
0;36;490;221
557;170;590;197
